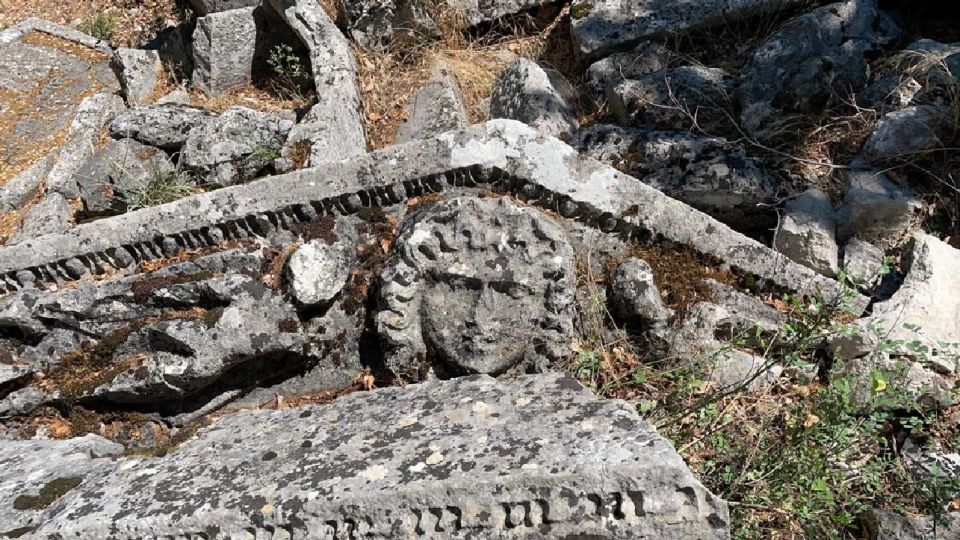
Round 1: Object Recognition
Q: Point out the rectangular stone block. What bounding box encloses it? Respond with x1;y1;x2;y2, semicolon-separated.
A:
30;374;730;538
192;7;258;94
188;0;262;16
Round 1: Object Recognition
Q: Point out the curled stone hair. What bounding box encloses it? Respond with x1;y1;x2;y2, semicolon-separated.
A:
376;196;577;380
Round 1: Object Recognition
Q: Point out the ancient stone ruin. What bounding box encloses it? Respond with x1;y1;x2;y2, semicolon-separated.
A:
1;0;959;538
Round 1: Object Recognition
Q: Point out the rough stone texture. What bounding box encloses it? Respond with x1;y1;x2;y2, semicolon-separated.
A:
857;75;922;114
861;105;954;164
569;0;808;61
709;350;782;393
285;238;352;306
862;508;960;540
585;42;672;101
396;66;469;143
490;58;578;139
191;7;258;95
736;0;901;139
74;137;175;217
570;125;779;233
608;257;671;327
609;66;733;133
378;197;576;379
0;120;868;314
268;0;367;163
30;374;730;539
187;0;261;15
7;193;72;245
0;155;54;213
109;104;217;150
156;88;191;105
704;279;785;337
111;48;162;106
837;168;922;249
0;435;123;534
774;188;839;277
181;106;294;185
843;238;886;285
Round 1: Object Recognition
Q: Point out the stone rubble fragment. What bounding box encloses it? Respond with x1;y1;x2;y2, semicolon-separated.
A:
837;168;923;250
111;48;163;105
0;155;54;213
7;193;72;245
585;41;672;102
774;188;840;277
28;374;730;539
608;257;672;327
396;66;469;143
109;103;217;150
285;238;352;307
191;6;259;95
490;58;579;139
861;104;954;164
609;66;733;133
862;508;960;540
842;238;886;287
74;138;176;217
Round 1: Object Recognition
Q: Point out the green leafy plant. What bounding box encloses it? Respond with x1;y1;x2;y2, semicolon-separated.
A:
84;14;119;42
267;44;312;100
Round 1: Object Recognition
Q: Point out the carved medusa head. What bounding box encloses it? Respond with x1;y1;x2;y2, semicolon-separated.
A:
376;197;577;380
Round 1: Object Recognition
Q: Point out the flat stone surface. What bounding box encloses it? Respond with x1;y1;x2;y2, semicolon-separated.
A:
774;188;839;277
396;66;469;143
191;7;259;95
111;48;162;106
31;374;730;538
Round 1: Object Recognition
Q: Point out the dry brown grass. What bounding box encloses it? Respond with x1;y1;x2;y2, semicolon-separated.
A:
188;82;314;113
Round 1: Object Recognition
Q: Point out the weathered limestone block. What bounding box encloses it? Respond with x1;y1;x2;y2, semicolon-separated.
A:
187;0;260;15
377;197;576;379
843;238;885;285
111;48;162;105
609;66;733;133
31;374;730;538
608;257;671;327
774;189;839;277
0;155;54;213
570;0;809;61
268;0;367;163
191;7;258;95
585;42;672;101
861;105;954;164
7;194;72;245
862;508;960;540
837;168;922;249
74;138;175;217
396;66;469;143
0;435;123;535
181;106;294;185
490;58;578;138
285;238;352;306
109;104;217;150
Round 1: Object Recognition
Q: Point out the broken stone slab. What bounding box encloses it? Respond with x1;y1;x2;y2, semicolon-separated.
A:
0;18;113;52
0;155;54;213
861;105;954;164
736;0;901;139
774;188;839;278
856;75;923;114
109;104;217;150
490;58;578;139
704;279;785;338
861;508;960;540
0;434;124;535
181;106;294;186
608;257;672;327
0;120;868;314
570;125;779;234
74;138;176;218
267;0;367;163
837;168;923;250
111;48;162;106
7;193;72;245
609;66;734;133
187;0;261;15
30;373;730;538
191;6;258;95
585;41;672;102
843;238;886;290
395;66;469;143
156;88;192;105
285;238;352;307
569;0;809;61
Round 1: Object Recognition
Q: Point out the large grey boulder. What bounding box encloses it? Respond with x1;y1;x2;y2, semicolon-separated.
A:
110;104;217;150
74;138;175;217
570;0;809;61
0;435;123;535
837;168;922;249
490;58;578;139
111;48;162;106
187;0;260;15
585;42;672;102
268;0;367;163
774;188;839;277
570;125;779;233
396;66;469;143
861;105;954;164
31;374;730;538
609;66;733;133
608;257;671;327
737;0;901;139
377;197;577;380
181;106;294;185
192;6;259;95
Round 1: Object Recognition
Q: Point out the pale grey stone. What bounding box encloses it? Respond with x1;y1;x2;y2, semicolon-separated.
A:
838;169;923;249
703;279;784;338
156;88;191;105
774;189;839;277
570;0;809;61
490;58;578;139
843;238;886;286
396;66;468;143
285;239;351;306
187;0;260;15
8;194;72;245
181;106;294;185
0;155;54;213
109;104;217;150
377;196;576;379
862;508;960;540
585;41;672;101
191;7;258;95
862;105;954;164
74;138;175;217
709;350;782;393
31;374;730;539
608;257;671;327
609;66;733;132
111;48;162;105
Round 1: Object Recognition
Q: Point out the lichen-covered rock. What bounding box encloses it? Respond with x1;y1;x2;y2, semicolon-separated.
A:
7;193;72;245
285;238;352;307
490;58;578;138
395;66;468;143
191;6;259;95
109;104;217;150
0;154;54;213
377;197;576;380
30;374;730;539
74;138;175;218
774;188;839;277
609;66;733;133
111;48;162;105
181;106;294;185
737;0;901;139
585;41;672;102
843;238;886;286
861;105;954;164
837;168;922;249
187;0;260;15
608;257;671;327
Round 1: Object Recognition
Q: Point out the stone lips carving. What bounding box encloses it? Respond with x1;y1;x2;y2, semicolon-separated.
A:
28;373;730;539
0;120;868;314
377;197;576;379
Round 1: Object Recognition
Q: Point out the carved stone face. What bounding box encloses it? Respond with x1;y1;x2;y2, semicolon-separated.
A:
377;197;576;380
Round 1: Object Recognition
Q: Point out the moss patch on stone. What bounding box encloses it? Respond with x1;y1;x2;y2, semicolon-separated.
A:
12;476;83;510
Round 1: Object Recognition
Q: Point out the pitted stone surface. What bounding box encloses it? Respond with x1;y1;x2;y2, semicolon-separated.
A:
30;374;730;539
774;188;839;278
109;104;217;151
377;197;576;379
286;238;352;307
191;7;259;95
490;58;578;139
608;66;733;133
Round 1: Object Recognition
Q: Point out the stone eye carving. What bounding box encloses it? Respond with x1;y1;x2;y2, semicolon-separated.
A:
376;197;576;380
